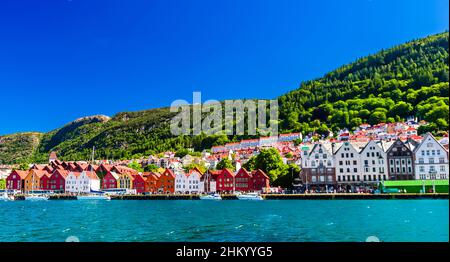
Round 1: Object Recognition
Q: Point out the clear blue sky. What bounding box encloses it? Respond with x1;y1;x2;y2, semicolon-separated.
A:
0;0;448;135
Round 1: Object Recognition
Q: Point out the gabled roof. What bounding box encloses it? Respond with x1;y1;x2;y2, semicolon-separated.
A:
31;170;50;178
11;170;30;179
68;172;82;178
236;168;252;177
413;132;447;153
221;168;235;177
162;168;176;178
52;169;69;178
251;169;270;179
84;171;100;180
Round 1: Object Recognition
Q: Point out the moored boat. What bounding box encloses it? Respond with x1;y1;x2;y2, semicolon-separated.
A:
77;195;111;200
200;193;222;200
236;192;264;201
0;192;14;201
25;195;49;201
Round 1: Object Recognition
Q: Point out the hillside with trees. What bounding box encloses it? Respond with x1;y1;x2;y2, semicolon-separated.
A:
0;132;43;164
0;32;448;164
278;32;449;136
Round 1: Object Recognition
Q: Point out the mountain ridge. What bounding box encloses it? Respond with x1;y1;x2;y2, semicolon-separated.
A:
0;32;448;164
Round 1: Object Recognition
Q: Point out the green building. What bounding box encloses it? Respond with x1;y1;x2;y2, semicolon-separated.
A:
381;180;449;194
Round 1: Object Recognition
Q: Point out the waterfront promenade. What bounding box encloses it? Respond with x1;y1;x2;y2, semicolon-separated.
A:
8;193;449;201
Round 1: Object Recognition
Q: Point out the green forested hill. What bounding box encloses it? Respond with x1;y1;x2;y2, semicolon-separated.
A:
279;32;449;135
0;132;43;164
1;32;448;164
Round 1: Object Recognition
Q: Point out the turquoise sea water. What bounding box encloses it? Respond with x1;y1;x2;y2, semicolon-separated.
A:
0;200;448;242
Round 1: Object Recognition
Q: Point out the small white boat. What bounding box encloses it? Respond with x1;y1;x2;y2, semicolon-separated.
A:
77;195;111;200
200;193;222;200
237;192;264;201
25;195;49;201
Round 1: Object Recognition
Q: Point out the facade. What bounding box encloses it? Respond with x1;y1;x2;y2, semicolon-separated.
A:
24;170;49;193
102;171;120;189
65;172;81;193
201;170;220;193
250;169;270;191
132;174;146;194
335;142;363;184
118;173;134;190
6;170;29;192
48;169;69;192
301;143;336;185
156;169;175;194
386;139;415;180
175;169;203;194
414;133;449;180
143;172;160;193
216;169;235;193
234;168;252;192
66;171;101;194
359;140;388;183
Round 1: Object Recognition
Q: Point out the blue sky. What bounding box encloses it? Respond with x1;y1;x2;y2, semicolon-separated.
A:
0;0;448;135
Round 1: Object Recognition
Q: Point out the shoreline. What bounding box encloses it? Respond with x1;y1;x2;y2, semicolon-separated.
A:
6;193;449;201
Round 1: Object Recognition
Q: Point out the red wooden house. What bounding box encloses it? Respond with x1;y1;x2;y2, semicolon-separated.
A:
39;171;53;191
251;169;270;191
216;169;235;193
234;168;252;192
48;169;69;192
6;170;29;192
102;171;120;189
132;174;146;194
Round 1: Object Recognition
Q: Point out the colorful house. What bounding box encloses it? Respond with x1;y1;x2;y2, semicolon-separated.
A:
175;169;203;194
102;171;120;189
6;170;29;192
234;168;252;192
201;170;221;193
24;170;49;193
48;169;69;192
143;172;160;193
251;169;270;191
118;172;134;190
156;169;175;194
132;174;146;194
216;169;235;193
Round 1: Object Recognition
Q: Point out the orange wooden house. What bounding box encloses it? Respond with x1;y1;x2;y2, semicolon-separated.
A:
156;169;175;194
143;172;160;194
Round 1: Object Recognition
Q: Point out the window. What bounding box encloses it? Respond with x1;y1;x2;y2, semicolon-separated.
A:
419;166;425;172
419;158;424;164
429;158;434;164
440;166;445;172
439;157;445;163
